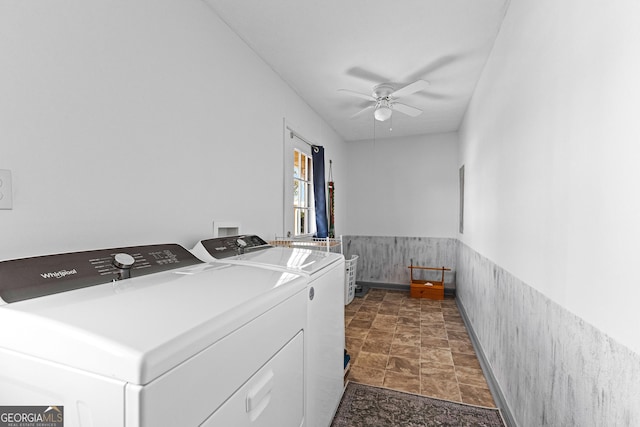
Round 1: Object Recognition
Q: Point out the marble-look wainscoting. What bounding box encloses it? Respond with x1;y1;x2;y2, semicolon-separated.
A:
457;242;640;427
342;236;458;291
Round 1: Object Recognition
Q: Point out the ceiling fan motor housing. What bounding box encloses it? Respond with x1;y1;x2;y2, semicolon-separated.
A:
373;83;395;99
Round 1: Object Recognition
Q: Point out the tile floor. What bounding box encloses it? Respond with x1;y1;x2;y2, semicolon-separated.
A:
344;288;496;407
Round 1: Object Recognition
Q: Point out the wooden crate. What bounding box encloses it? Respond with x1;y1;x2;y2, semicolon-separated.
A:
408;265;450;300
410;281;444;300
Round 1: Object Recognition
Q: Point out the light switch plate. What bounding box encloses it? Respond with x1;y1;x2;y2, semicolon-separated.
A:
0;169;13;210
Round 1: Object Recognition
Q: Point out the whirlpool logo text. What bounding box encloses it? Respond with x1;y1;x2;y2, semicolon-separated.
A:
40;269;77;279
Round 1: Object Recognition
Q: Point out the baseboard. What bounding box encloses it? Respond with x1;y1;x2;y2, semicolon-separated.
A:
456;297;518;427
355;281;457;298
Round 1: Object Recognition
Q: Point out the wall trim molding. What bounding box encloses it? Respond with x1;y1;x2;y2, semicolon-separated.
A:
457;296;518;427
355;281;457;297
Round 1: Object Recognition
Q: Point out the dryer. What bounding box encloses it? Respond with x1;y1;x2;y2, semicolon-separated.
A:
191;235;345;427
0;243;307;427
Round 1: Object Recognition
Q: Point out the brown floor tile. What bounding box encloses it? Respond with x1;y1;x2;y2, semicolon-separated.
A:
446;330;472;342
361;337;392;355
358;304;380;314
345;336;364;353
421;299;442;307
397;315;421;328
386;355;420;376
398;308;420;318
420;311;445;322
421;336;450;349
355;351;388;370
403;298;422;309
443;311;462;319
395;323;421;335
455;365;490;389
345;327;368;340
421;347;454;365
420;305;443;313
378;304;401;315
420;378;461;402
371;314;398;331
444;322;468;332
353;310;377;320
392;330;421;347
366;329;394;341
345;310;355;318
382;291;406;302
421;326;448;339
364;292;385;301
459;383;496;407
389;343;421;360
348;366;385;386
451;352;482;369
383;371;421;394
448;338;476;354
345;290;496;412
347;319;373;330
420;361;458;383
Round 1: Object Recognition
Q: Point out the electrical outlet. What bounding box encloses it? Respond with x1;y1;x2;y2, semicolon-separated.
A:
0;169;13;210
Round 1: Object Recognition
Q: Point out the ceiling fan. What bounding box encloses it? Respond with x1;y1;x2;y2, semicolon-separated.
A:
339;79;430;122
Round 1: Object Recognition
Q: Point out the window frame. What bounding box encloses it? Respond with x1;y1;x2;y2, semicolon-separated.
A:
283;123;316;238
293;148;314;236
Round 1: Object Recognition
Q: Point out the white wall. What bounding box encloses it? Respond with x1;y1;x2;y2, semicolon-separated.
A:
345;132;459;237
0;0;346;261
459;0;640;356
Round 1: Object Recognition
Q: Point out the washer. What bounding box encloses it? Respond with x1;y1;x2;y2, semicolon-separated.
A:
191;235;345;427
0;243;307;427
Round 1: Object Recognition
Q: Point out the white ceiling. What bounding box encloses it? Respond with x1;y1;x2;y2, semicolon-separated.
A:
204;0;509;141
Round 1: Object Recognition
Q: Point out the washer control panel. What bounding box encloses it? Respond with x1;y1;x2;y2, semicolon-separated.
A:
200;235;270;259
0;244;202;303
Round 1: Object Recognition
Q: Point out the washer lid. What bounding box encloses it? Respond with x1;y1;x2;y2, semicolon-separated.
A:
193;239;343;275
0;262;306;385
231;246;342;275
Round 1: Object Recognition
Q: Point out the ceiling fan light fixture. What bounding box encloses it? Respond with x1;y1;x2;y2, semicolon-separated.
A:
374;105;392;122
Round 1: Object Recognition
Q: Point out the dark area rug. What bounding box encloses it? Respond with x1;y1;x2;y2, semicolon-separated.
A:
331;382;505;427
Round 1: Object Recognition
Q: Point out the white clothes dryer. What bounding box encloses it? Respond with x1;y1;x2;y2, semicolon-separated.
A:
0;243;307;427
191;235;345;427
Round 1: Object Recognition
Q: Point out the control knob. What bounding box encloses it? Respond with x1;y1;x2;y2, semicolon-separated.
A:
236;238;248;255
112;253;135;280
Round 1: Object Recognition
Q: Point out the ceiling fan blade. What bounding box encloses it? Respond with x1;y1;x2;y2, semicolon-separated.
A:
391;103;423;117
346;67;390;84
338;89;375;101
390;79;430;98
403;55;459;82
350;104;374;119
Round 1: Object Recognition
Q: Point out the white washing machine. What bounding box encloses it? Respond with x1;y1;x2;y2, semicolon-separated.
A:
191;235;345;427
0;243;308;427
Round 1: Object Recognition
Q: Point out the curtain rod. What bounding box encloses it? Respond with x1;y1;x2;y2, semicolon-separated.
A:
287;126;316;148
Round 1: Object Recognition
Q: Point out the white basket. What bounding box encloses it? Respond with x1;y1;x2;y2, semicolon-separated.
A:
344;255;358;305
270;236;343;254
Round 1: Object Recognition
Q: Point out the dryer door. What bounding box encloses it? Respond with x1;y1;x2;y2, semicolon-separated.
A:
202;331;304;427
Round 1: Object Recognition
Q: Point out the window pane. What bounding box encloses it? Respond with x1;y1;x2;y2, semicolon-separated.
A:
294;150;301;178
293;179;300;207
293;149;313;236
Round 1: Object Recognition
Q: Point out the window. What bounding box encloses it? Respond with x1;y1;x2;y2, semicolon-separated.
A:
283;124;317;238
293;149;313;236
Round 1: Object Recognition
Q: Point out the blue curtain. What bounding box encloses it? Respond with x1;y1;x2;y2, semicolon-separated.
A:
312;146;328;238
